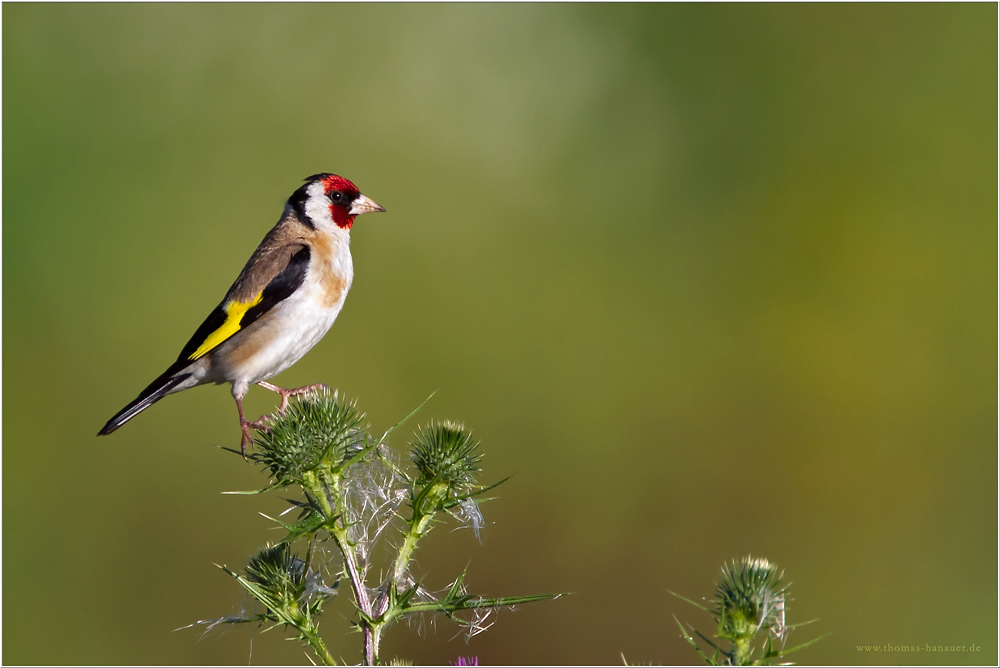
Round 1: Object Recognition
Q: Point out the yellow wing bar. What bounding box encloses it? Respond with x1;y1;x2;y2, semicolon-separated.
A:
188;293;264;360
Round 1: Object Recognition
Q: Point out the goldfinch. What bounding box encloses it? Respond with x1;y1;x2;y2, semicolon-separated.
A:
98;173;385;455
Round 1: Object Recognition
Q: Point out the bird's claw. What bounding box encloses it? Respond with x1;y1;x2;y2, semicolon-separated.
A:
259;381;331;414
239;424;252;461
239;415;272;460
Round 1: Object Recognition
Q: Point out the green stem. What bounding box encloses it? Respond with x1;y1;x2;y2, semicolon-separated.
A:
371;623;385;664
356;511;435;665
392;513;433;584
301;622;337;666
732;637;751;666
305;471;378;666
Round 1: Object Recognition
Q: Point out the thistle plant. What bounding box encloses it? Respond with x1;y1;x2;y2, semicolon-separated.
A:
671;556;824;666
187;389;559;665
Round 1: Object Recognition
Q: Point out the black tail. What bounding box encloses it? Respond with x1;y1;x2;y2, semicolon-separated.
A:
98;366;192;436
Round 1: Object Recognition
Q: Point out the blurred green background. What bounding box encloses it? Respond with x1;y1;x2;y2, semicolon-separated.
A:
3;3;996;666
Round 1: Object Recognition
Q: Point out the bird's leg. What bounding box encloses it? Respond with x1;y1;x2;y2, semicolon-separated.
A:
257;381;331;414
234;395;270;460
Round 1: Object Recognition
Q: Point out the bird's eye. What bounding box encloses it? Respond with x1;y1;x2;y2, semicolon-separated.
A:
330;191;343;202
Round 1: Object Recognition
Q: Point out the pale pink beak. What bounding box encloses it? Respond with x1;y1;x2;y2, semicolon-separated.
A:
350;194;386;215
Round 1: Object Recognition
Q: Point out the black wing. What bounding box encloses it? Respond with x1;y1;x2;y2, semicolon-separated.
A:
177;245;312;363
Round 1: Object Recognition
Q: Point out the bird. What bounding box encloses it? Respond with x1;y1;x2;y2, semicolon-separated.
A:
98;173;385;456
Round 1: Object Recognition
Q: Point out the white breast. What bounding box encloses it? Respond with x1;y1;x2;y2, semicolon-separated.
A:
215;233;353;395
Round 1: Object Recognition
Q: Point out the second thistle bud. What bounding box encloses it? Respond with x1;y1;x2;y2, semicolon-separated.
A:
410;421;482;512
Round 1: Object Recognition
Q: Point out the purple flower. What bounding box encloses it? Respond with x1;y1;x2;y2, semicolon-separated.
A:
451;657;479;666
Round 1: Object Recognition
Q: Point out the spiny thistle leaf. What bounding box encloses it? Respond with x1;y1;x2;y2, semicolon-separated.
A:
668;589;712;613
251;390;367;482
674;616;716;666
383;572;564;624
265;508;328;545
779;631;832;657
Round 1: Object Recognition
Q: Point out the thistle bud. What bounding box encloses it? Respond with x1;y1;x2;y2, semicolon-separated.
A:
714;556;787;645
410;421;482;510
252;390;366;482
